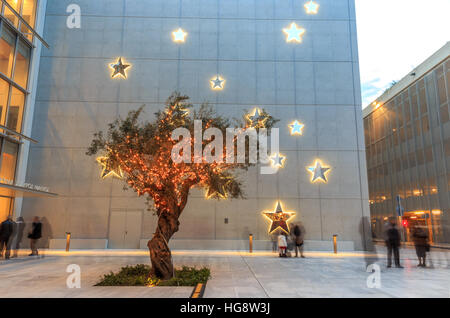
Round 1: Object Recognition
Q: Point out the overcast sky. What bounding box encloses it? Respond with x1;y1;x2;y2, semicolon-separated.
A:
355;0;450;107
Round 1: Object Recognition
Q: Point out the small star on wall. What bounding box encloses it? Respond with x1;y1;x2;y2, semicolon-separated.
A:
283;22;306;43
307;160;331;183
304;0;319;14
110;57;130;79
172;28;188;43
270;153;286;168
289;120;305;135
210;75;225;90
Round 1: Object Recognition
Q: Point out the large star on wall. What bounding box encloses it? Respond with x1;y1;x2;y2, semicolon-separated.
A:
110;57;130;79
307;160;331;183
304;0;320;14
289;120;305;135
96;156;124;179
263;202;296;234
283;22;306;43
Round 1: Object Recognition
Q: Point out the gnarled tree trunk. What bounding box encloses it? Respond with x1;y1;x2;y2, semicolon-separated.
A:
147;207;181;280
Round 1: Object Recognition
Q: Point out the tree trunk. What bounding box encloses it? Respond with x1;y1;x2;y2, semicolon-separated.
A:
147;208;180;280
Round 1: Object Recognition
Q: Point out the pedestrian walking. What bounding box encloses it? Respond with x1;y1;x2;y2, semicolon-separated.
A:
28;216;42;256
385;218;403;268
412;225;429;267
293;223;306;258
0;216;14;259
12;216;25;258
278;232;287;257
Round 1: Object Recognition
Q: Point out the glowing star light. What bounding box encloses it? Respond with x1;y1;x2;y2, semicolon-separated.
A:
210;75;225;90
289;120;305;135
245;108;269;128
270;153;286;168
110;57;130;79
304;0;319;14
96;156;124;179
307;160;331;183
283;22;306;43
263;202;296;234
172;28;188;43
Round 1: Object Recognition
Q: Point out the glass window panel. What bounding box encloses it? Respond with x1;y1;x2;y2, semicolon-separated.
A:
0;79;9;126
415;119;421;137
411;89;419;118
406;124;413;140
21;0;37;29
3;0;23;27
399;127;405;143
419;87;427;113
13;40;31;88
0;139;18;181
6;87;25;132
445;139;450;157
440;104;449;124
437;75;447;105
0;26;16;78
422;115;430;133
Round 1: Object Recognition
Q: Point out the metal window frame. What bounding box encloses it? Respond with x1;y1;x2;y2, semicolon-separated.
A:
0;0;48;48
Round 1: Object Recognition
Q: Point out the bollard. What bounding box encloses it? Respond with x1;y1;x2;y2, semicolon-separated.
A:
249;234;253;253
66;232;71;252
333;234;338;254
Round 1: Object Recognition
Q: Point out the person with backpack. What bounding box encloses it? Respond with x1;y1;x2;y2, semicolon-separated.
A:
293;223;306;258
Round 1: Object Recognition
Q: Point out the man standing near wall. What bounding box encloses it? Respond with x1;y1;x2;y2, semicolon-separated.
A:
0;216;14;259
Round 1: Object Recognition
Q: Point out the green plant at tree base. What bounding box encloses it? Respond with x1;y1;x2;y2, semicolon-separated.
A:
96;264;210;287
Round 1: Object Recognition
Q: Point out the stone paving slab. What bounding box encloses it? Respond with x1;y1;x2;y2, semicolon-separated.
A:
0;247;449;298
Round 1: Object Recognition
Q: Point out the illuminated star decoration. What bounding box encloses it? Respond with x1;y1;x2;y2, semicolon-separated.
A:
304;0;319;14
263;202;296;234
283;22;306;43
210;75;225;90
110;57;130;79
96;156;124;179
205;178;231;199
245;108;269;128
270;153;286;168
307;160;331;183
172;28;188;43
289;120;305;135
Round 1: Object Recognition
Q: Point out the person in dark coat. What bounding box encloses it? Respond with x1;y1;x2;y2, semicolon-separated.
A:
293;223;306;258
12;216;25;258
0;216;14;259
385;218;403;268
412;225;429;267
28;216;42;256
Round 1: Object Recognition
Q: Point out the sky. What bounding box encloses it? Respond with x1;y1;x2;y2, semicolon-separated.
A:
355;0;450;108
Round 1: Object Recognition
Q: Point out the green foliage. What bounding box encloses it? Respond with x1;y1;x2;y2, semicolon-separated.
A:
96;264;211;287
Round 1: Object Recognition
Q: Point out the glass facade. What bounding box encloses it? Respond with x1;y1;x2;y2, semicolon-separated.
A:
364;57;450;244
0;0;37;221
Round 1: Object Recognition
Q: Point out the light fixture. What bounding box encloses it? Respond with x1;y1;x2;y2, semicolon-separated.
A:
210;75;225;90
263;201;296;234
304;0;319;14
289;120;305;135
172;28;188;43
307;160;331;183
110;57;131;79
283;22;306;43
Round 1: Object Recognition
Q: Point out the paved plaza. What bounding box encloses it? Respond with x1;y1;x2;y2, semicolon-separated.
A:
0;247;449;298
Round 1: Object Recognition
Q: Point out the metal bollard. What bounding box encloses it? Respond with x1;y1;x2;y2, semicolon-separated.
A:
249;234;253;253
66;232;71;252
333;234;338;254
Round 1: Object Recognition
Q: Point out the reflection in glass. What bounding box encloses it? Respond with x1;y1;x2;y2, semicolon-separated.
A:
6;87;25;132
0;139;18;182
13;40;31;88
0;26;16;78
0;79;9;126
3;0;23;27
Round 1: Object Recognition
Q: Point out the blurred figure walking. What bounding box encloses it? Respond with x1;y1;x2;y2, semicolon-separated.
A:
0;216;14;259
293;223;306;258
28;217;42;256
412;225;429;267
12;217;25;258
278;232;287;257
385;218;403;268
